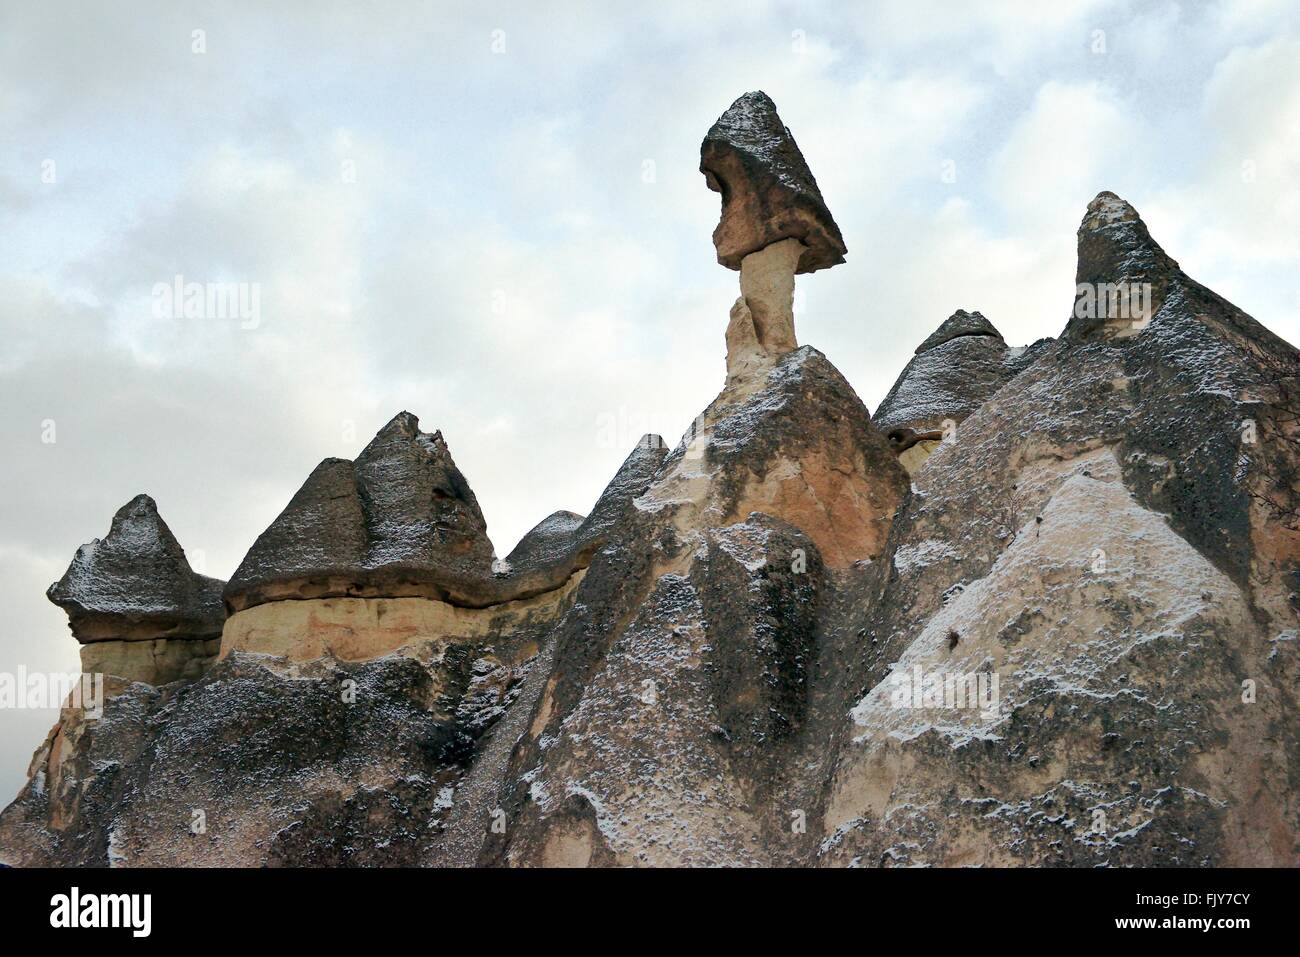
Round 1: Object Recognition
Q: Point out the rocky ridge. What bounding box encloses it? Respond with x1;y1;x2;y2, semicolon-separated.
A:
1;93;1295;868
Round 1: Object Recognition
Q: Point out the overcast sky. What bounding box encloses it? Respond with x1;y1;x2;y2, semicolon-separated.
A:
1;0;1297;799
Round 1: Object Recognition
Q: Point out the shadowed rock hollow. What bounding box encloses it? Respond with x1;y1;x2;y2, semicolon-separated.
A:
2;94;1296;868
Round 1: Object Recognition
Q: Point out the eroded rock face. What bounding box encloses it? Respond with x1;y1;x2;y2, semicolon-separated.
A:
874;310;1052;472
213;430;668;675
2;160;1296;865
701;91;846;274
822;196;1299;867
726;238;807;384
473;347;907;867
225;417;668;623
44;495;225;685
225;412;494;611
48;494;225;643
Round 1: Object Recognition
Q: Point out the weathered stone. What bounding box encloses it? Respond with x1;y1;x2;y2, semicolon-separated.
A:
822;194;1300;867
46;494;225;644
724;237;806;383
458;434;672;604
226;418;667;617
4;168;1297;868
225;412;494;611
701;91;846;274
80;637;221;686
874;311;1053;472
218;579;582;663
913;308;1004;354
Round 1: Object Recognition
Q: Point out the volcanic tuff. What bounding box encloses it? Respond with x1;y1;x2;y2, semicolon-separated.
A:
2;93;1297;868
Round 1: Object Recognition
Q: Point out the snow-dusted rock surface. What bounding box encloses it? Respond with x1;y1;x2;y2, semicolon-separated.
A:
47;494;224;642
701;91;846;274
875;308;1035;434
2;110;1296;868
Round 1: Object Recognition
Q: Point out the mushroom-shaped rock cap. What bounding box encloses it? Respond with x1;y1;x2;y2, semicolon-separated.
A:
47;494;225;641
875;311;1031;439
701;91;846;274
225;411;495;611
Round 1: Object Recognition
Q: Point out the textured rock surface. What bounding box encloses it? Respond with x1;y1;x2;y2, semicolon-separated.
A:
2;178;1296;867
874;310;1051;459
225;412;495;611
80;638;221;687
726;238;807;384
476;346;907;867
823;194;1299;867
226;417;666;617
47;494;225;643
701;91;846;274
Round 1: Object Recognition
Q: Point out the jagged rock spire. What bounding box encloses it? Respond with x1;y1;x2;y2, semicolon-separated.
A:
1075;190;1178;284
499;433;668;594
700;91;846;274
1067;191;1180;340
47;493;225;641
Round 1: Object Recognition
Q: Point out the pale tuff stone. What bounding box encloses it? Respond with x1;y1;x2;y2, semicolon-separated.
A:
80;637;220;686
739;238;802;351
219;575;584;664
725;297;763;384
725;239;805;384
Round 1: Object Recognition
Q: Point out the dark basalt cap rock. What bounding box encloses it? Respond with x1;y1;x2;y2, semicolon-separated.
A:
700;91;846;274
875;311;1035;440
353;411;492;571
226;412;494;611
503;510;586;573
47;494;225;642
914;309;1004;354
227;421;669;612
224;457;367;600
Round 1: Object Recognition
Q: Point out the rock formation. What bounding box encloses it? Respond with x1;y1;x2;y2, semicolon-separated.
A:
46;494;225;686
822;190;1299;867
704;92;846;384
701;91;846;273
1;96;1296;868
874;309;1052;472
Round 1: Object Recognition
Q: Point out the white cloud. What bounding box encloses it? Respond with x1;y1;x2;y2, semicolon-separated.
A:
991;80;1136;230
1;0;1297;799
